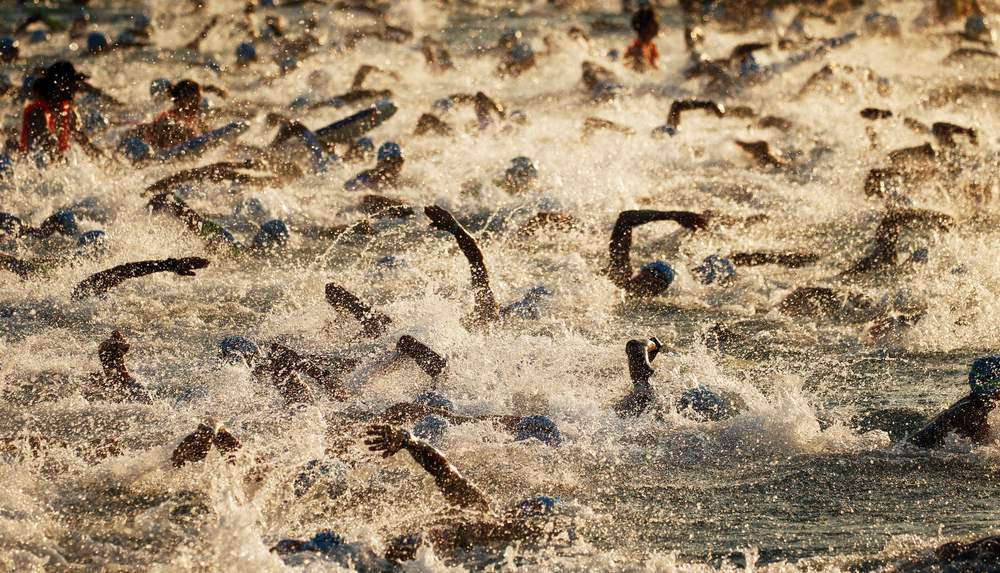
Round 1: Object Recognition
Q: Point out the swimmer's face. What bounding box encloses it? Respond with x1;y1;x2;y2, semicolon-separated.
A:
631;268;671;297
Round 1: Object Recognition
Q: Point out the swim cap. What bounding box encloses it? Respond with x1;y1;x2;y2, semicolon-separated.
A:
279;57;298;74
377;142;403;163
508;156;537;179
969;356;1000;397
218;335;261;366
514;415;562;446
607;48;620;61
510;42;534;64
432;97;454;111
29;30;50;45
77;229;107;247
518;495;558;516
641;261;675;286
678;384;736;421
413;390;454;411
413;414;450;444
652;124;678;137
375;255;403;269
289;96;311;110
86;32;109;54
236;42;258;64
353;137;375;153
965;15;991;40
203;58;223;74
304;530;343;553
693;255;736;285
909;248;929;264
252;219;290;250
121;137;152;163
133;14;151;31
43;209;79;236
149;78;172;100
0;37;18;62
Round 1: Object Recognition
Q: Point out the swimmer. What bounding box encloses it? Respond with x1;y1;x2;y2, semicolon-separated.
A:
625;0;660;71
148;192;289;255
843;208;952;276
735;139;786;169
614;337;742;421
931;121;978;148
344;142;404;191
605;209;707;298
414;113;454;136
580;61;623;102
20;61;106;162
71;257;209;300
909;356;1000;448
125;79;209;150
87;330;152;404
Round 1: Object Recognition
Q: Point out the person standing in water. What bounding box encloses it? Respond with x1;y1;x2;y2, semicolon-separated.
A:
19;61;103;162
625;0;660;71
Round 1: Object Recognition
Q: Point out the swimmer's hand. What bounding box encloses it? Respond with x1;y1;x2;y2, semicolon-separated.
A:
365;424;409;458
672;211;709;231
99;330;131;358
424;205;459;232
168;257;210;277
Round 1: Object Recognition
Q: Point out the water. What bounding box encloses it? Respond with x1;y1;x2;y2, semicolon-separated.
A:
2;0;1000;571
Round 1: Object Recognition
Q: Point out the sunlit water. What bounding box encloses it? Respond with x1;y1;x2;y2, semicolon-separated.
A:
2;0;1000;571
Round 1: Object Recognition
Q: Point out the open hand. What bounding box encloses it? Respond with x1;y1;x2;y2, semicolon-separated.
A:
365;424;408;458
169;257;210;276
424;205;458;233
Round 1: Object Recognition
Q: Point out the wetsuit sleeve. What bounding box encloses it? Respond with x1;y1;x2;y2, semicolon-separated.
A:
401;434;492;511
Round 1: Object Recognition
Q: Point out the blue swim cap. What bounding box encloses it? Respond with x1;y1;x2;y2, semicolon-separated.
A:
378;142;403;163
87;32;109;54
219;335;261;366
252;219;290;249
518;495;558;516
29;30;50;45
289;95;311;110
693;255;736;285
236;42;258;63
133;14;151;31
432;97;454;111
414;390;454;411
641;261;675;286
969;356;1000;397
305;530;343;553
652;124;678;137
607;48;620;61
121;137;151;163
77;229;107;247
0;154;12;179
909;248;929;264
45;209;79;236
510;42;534;64
343;172;371;192
514;415;562;446
375;255;404;269
508;156;538;178
354;137;375;153
678;384;735;421
83;109;108;134
0;37;18;61
279;57;298;74
965;14;990;38
203;58;223;74
413;414;450;444
149;78;172;99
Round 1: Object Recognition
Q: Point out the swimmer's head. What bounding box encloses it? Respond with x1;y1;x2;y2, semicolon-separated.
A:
43;61;89;101
634;261;675;296
413;414;450;444
278;57;298;75
652;124;678;137
517;495;558;517
86;32;109;55
414;390;454;411
0;37;19;63
169;79;202;113
29;30;50;45
252;219;290;250
218;335;261;366
83;109;109;134
509;42;534;64
235;42;258;65
377;142;403;166
909;248;929;264
693;255;736;285
965;14;993;41
42;209;79;237
150;78;172;101
969;356;1000;397
77;229;107;248
132;14;151;32
121;137;152;163
514;415;562;446
304;530;343;553
502;156;538;193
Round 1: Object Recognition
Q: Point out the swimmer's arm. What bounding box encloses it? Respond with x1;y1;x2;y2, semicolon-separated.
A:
396;335;447;378
324;282;393;338
885;208;953;231
144;161;259;195
0;253;40;279
424;205;501;325
71;257;209;300
667;99;724;128
731;251;819;268
366;425;492;511
608;210;707;286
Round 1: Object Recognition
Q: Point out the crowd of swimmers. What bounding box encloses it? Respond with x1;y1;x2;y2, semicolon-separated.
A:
1;0;998;567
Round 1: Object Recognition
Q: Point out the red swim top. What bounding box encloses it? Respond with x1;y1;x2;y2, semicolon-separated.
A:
20;99;73;154
626;39;660;70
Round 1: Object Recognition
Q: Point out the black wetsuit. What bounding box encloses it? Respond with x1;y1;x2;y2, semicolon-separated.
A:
908;394;998;448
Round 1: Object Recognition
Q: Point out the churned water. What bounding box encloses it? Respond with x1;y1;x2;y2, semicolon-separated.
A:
1;0;1000;571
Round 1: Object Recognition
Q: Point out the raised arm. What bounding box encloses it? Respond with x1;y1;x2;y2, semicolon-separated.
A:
607;210;708;287
95;330;152;403
366;424;492;511
424;205;501;327
666;99;725;129
72;257;209;300
614;337;661;417
324;282;393;338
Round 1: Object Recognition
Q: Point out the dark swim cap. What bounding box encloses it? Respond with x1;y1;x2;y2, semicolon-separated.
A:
514;415;562;446
969;357;1000;397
